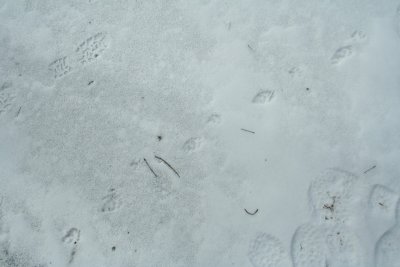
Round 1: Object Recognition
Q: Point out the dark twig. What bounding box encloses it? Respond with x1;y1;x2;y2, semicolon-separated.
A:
323;196;336;212
241;128;255;134
143;158;158;177
364;165;376;174
155;155;180;178
244;208;258;215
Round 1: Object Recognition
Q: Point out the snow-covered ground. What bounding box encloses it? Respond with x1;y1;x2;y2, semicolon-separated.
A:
1;0;400;266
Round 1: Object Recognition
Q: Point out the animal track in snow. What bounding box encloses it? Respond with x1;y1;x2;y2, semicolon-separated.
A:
182;137;203;153
308;169;358;224
129;158;142;170
350;30;367;43
331;30;368;65
368;185;399;218
62;228;80;245
62;228;80;264
331;45;353;65
0;82;16;115
207;113;221;125
100;189;121;213
48;56;73;79
252;90;274;104
288;67;301;76
75;32;108;65
248;233;292;267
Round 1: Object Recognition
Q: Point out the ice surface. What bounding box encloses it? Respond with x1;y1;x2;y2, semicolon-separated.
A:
0;0;400;266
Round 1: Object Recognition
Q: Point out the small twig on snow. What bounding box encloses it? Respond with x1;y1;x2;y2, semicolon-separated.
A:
155;155;180;178
143;158;158;178
244;208;258;215
363;165;376;174
241;128;255;134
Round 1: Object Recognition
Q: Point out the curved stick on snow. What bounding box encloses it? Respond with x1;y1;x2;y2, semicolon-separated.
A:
154;155;180;178
144;158;158;178
244;208;259;215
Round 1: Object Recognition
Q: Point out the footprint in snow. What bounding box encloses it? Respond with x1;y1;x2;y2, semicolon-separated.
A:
368;184;399;219
248;233;292;267
291;224;326;267
308;169;358;224
291;224;363;267
48;32;109;80
0;82;16;116
75;32;109;65
375;200;400;267
48;56;73;79
292;169;365;267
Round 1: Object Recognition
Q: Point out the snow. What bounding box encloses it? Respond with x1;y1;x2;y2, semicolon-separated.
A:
0;0;400;266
